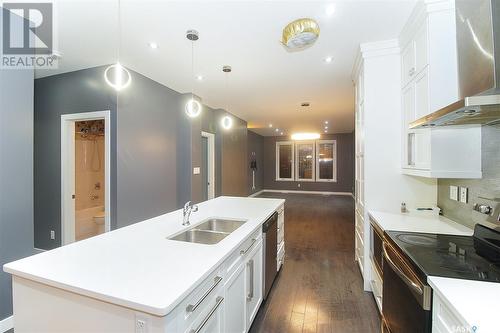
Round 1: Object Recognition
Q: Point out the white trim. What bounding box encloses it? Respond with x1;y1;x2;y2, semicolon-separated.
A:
0;315;13;332
61;111;111;245
248;190;265;198
275;141;294;181
315;140;337;182
201;131;215;199
260;189;353;196
295;141;315;182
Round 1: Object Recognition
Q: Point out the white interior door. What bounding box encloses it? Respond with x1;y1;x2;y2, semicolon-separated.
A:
61;111;111;245
202;132;215;200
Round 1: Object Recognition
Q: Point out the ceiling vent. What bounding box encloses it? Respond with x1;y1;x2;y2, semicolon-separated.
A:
281;18;320;52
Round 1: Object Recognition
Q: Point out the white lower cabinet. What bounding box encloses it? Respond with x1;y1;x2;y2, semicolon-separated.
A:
224;263;246;333
246;241;263;328
432;292;469;333
186;295;224;333
223;235;264;333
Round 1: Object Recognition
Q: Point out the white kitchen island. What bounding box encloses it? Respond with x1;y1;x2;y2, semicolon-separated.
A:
3;196;285;333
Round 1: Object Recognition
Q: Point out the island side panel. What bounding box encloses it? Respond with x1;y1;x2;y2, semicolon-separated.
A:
12;276;173;332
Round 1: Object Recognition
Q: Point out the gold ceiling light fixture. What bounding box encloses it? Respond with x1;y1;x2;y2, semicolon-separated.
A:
281;18;320;52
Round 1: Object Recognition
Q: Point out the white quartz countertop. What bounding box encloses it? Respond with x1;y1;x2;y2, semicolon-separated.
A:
368;210;473;235
3;196;284;316
429;276;500;333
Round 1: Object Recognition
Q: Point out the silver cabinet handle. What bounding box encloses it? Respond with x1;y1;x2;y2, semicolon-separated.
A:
189;296;224;333
382;243;422;295
247;259;254;301
186;276;222;313
240;238;256;255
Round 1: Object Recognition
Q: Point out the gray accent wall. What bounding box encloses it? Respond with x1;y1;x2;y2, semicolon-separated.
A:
33;66;251;248
247;130;264;195
0;8;35;322
438;124;500;229
34;66;118;249
116;70;181;227
263;133;355;193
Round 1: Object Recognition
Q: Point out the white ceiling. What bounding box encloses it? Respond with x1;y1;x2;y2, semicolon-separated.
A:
37;0;416;136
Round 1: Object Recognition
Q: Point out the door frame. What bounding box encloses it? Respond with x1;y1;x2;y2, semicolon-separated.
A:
61;110;111;245
201;131;215;199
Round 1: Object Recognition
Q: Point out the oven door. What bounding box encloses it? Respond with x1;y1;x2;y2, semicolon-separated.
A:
382;241;432;333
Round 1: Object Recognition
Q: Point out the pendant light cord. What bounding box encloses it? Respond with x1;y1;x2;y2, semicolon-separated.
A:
117;0;121;62
191;40;195;100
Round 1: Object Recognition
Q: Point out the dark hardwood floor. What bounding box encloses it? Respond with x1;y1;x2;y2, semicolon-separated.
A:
250;193;380;333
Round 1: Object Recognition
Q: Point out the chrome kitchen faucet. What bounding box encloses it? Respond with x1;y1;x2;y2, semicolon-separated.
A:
182;201;198;226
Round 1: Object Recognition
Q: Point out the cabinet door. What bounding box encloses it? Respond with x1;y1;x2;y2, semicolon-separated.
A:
246;242;263;329
414;21;429;74
223;264;246;333
402;84;415;168
415;68;430;118
401;42;416;87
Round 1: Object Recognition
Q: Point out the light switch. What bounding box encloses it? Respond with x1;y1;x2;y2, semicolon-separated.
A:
193;167;200;175
460;187;468;203
449;186;459;201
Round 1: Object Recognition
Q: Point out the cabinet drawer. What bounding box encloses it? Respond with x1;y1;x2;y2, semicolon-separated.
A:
225;229;262;277
177;265;224;329
184;293;224;333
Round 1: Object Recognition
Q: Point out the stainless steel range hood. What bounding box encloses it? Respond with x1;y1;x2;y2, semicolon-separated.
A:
410;0;500;128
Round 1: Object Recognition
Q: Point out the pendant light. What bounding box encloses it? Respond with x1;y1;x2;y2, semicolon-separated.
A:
104;0;131;91
221;65;233;130
185;29;202;118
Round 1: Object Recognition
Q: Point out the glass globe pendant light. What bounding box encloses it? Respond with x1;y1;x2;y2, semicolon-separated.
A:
220;65;233;130
185;30;202;118
104;0;131;91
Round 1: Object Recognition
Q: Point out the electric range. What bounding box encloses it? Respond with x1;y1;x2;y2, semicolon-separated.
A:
385;223;500;283
381;224;500;333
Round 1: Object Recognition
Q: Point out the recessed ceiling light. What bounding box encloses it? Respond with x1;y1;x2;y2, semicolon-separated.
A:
326;4;336;16
291;133;320;140
324;121;329;124
149;42;159;49
275;128;279;132
196;75;203;81
324;56;333;63
324;126;328;130
280;132;284;135
269;124;273;128
324;130;328;133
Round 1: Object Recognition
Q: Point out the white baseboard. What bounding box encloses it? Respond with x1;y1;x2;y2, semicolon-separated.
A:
0;315;13;332
248;190;265;197
260;189;353;196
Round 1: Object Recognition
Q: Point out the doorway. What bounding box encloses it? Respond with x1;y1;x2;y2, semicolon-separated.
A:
201;131;215;200
61;111;111;245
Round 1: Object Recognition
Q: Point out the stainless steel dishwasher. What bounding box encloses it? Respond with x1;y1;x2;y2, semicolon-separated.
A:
262;211;278;300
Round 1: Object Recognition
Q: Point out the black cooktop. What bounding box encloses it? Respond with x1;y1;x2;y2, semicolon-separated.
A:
385;224;500;283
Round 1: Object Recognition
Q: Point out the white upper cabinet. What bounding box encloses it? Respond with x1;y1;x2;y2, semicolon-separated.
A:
400;0;482;178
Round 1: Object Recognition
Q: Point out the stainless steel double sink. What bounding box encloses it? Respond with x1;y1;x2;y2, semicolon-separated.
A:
168;218;247;245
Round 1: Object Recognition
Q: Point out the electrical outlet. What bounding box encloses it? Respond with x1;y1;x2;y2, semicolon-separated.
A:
193;167;200;175
50;230;55;240
297;183;301;188
135;314;148;333
449;186;459;201
460;187;468;203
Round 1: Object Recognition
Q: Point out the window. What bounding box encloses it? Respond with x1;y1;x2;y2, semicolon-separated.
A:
295;141;315;181
275;139;337;182
316;140;337;182
276;141;294;181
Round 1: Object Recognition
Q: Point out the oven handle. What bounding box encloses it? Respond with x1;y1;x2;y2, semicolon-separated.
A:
383;243;423;296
